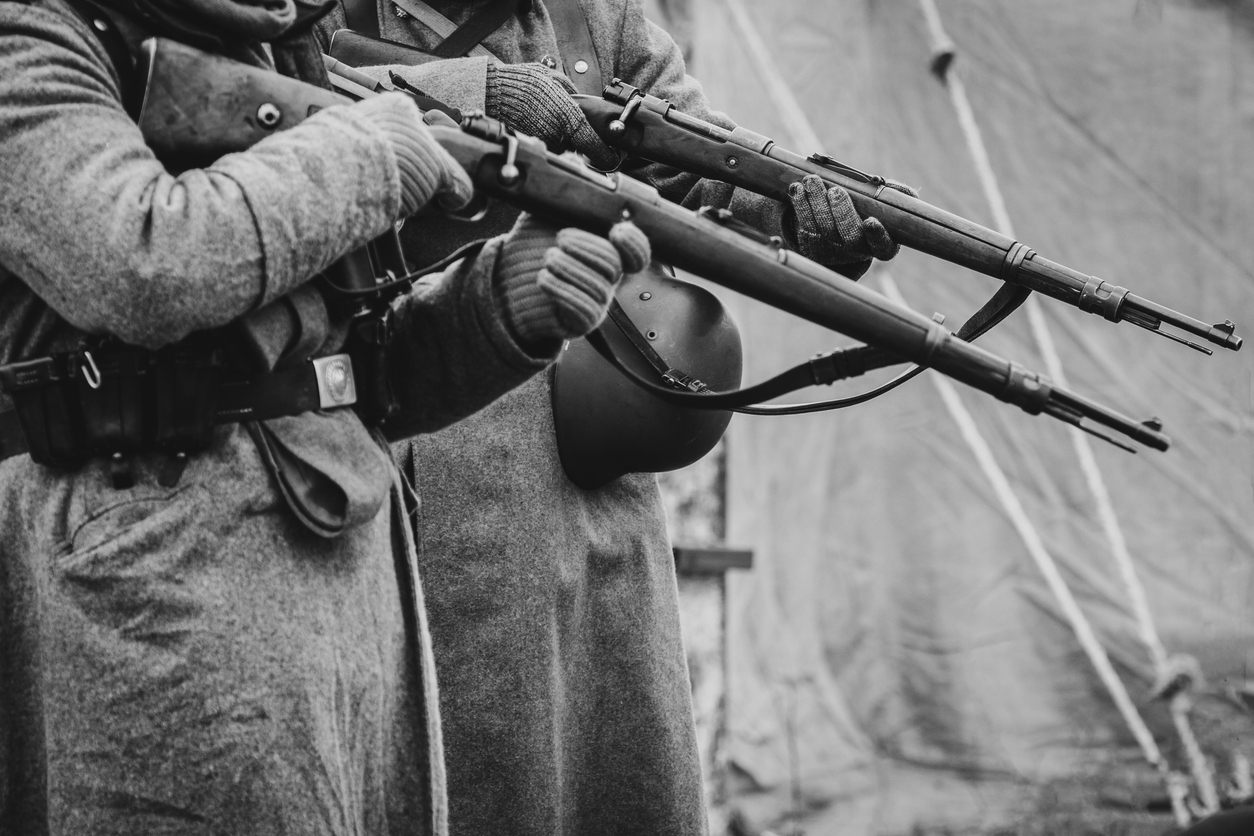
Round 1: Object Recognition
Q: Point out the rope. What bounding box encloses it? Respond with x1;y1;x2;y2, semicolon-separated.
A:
727;0;1204;822
880;272;1170;782
918;0;1216;820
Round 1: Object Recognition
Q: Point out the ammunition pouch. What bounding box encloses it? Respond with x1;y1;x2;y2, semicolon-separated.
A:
0;346;222;469
0;320;390;471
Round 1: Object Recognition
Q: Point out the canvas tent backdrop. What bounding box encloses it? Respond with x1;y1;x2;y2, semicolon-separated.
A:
669;0;1254;832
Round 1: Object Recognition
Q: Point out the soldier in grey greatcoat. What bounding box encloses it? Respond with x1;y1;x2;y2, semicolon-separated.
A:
0;0;650;831
315;2;905;834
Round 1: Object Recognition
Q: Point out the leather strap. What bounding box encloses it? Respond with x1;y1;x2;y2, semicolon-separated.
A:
0;359;349;464
543;0;601;95
342;0;380;38
954;282;1031;342
430;0;522;58
583;327;901;411
0;409;25;463
388;0;496;58
62;0;143;117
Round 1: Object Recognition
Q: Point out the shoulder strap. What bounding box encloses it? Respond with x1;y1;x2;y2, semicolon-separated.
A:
342;0;380;38
61;0;143;117
429;0;521;58
384;0;497;58
542;0;600;95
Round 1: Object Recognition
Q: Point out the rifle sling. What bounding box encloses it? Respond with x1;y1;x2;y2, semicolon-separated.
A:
544;0;601;94
428;0;524;59
342;0;380;38
62;0;143;117
954;282;1031;342
590;274;1030;415
375;0;600;92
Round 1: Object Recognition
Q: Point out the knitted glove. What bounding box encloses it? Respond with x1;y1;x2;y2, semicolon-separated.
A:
354;93;474;216
495;214;651;345
485;63;619;170
788;174;917;278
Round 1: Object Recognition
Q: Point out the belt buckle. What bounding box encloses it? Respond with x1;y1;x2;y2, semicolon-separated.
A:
311;354;358;409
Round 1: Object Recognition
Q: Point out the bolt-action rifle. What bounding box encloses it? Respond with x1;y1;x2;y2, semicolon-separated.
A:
138;37;1172;452
575;82;1241;356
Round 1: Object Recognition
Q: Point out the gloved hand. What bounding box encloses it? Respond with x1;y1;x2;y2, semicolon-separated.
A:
354;93;474;216
485;63;619;170
494;214;651;345
787;174;917;279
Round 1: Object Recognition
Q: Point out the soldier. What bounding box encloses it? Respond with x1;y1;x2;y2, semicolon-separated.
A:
314;1;907;833
0;0;649;831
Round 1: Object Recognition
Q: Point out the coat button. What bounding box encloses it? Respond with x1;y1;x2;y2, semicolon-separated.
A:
574;59;589;74
541;54;558;69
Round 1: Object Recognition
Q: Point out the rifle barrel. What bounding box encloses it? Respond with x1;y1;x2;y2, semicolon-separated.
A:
578;90;1242;354
432;119;1170;452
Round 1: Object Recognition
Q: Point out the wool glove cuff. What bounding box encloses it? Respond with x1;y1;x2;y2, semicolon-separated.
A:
495;215;651;345
355;93;473;216
485;63;619;169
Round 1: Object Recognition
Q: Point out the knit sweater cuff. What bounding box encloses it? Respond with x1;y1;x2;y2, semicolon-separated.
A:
355;93;439;217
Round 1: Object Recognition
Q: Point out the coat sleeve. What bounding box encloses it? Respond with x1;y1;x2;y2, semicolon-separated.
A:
611;0;787;236
380;236;556;439
0;0;406;349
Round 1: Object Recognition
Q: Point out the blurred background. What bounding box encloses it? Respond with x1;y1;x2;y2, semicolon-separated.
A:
646;1;1254;834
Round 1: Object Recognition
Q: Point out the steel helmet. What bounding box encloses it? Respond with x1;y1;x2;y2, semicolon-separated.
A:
552;263;743;490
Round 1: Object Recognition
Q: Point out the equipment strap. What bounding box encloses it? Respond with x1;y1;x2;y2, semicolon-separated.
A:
342;0;381;38
62;0;143;117
377;0;599;91
954;282;1031;342
584;326;902;411
543;0;601;94
386;0;496;57
431;0;522;58
0;409;24;463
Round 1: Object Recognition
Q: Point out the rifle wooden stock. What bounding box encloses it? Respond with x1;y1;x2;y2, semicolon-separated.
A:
437;117;1169;451
577;87;1242;355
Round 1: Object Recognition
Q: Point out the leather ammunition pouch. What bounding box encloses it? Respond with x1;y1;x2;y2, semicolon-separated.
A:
0;345;221;470
0;334;383;470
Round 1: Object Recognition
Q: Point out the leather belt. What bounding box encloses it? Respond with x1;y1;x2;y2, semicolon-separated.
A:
0;353;358;464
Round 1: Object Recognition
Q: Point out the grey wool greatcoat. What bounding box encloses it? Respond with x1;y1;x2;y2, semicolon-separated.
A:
314;4;782;834
0;1;557;832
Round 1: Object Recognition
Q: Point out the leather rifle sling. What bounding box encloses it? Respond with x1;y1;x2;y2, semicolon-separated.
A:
374;0;519;59
429;0;523;58
543;0;601;94
384;0;497;58
378;0;598;81
343;0;380;37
